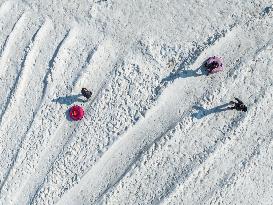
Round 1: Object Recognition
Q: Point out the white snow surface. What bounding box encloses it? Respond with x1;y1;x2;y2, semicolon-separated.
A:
0;0;273;204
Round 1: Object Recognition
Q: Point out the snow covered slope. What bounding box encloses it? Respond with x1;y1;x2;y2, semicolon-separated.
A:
0;0;273;204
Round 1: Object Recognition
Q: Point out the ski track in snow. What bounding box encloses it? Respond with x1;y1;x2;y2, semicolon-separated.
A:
0;12;36;121
0;0;273;205
0;19;58;196
0;1;26;55
0;19;49;191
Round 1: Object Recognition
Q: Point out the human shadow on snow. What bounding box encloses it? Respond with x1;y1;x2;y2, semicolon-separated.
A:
192;103;231;119
161;62;208;84
52;94;85;106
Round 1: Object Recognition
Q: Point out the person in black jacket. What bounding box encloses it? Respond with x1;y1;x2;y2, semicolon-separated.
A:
228;97;247;112
81;88;92;100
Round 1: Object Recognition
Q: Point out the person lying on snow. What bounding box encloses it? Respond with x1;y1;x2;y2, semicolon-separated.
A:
228;97;247;112
81;88;92;100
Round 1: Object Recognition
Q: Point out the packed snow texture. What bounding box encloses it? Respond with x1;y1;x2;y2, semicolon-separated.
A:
0;0;273;204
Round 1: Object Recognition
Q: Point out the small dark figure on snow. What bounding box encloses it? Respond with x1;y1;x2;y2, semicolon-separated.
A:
207;61;219;72
81;88;92;100
228;98;247;112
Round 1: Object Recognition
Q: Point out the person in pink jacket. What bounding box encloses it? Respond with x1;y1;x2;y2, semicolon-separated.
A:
205;56;224;75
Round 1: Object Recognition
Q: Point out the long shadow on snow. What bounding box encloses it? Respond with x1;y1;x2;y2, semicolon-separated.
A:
161;63;208;83
192;103;231;119
52;94;86;106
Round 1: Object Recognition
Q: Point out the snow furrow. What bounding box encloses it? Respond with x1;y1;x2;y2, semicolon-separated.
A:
0;24;65;203
0;19;54;196
0;12;41;124
0;23;41;122
0;1;24;54
39;29;71;101
2;31;110;205
0;12;26;60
